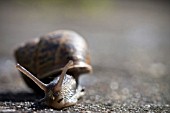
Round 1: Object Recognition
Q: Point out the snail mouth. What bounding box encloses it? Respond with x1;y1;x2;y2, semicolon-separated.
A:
38;61;92;79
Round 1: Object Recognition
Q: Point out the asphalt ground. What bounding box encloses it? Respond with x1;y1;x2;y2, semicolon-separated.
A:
0;1;170;112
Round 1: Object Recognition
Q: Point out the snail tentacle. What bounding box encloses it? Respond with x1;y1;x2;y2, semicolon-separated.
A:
55;60;73;91
16;63;47;92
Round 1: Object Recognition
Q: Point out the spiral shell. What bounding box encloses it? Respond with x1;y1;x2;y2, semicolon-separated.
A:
14;30;92;92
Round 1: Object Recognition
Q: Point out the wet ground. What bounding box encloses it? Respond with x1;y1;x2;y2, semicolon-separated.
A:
0;0;170;112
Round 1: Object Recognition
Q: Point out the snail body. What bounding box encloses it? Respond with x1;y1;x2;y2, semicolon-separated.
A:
16;61;85;109
14;30;92;93
14;30;92;109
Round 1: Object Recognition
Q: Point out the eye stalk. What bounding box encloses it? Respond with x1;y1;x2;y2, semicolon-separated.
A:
16;64;47;92
54;60;73;92
47;60;73;100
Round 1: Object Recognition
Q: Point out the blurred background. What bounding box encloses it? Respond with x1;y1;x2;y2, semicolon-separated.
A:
0;0;170;104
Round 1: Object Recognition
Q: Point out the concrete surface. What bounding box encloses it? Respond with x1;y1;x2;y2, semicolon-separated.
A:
0;0;170;112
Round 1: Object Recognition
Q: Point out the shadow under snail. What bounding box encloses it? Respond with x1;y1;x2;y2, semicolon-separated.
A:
14;30;92;109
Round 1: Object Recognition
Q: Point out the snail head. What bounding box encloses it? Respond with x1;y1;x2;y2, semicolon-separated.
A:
16;60;73;107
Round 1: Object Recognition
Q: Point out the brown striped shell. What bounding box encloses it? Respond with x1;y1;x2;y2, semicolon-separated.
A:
14;30;92;93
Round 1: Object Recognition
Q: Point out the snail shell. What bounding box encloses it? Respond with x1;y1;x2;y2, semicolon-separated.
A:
14;30;92;93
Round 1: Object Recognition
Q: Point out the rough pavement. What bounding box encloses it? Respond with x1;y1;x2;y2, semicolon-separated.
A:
0;1;170;112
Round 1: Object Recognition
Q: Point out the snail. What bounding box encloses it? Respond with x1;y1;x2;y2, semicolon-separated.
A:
14;30;92;109
16;60;85;109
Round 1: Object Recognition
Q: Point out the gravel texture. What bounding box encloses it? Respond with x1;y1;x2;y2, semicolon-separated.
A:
0;0;170;112
0;90;170;113
0;67;170;112
0;92;170;113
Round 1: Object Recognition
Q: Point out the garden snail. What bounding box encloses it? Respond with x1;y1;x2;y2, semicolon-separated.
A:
14;30;92;109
